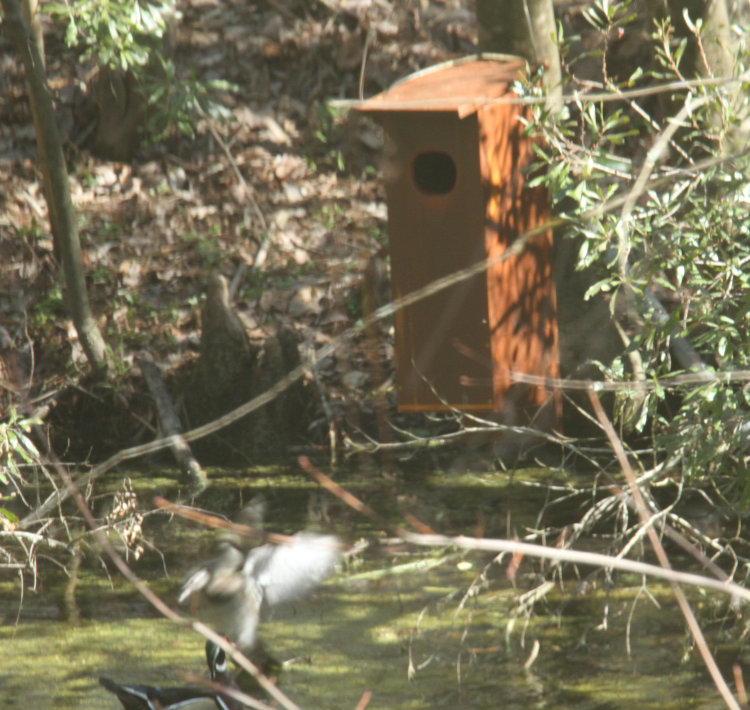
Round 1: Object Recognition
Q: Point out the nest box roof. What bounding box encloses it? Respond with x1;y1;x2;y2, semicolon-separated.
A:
355;55;527;119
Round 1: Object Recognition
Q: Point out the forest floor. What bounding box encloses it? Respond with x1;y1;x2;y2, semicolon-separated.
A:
0;0;487;462
0;0;634;464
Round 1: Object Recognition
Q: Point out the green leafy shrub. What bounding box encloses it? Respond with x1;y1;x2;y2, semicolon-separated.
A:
47;0;175;70
47;0;236;144
0;410;42;527
524;0;750;495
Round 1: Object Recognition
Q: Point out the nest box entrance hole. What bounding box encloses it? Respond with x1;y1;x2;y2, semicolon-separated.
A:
412;151;457;195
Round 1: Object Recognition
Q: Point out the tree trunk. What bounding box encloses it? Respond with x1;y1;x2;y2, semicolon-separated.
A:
664;0;747;146
21;0;44;68
2;0;110;373
476;0;562;109
700;0;734;78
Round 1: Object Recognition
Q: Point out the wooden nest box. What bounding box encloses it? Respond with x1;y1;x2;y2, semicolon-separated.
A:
355;56;561;423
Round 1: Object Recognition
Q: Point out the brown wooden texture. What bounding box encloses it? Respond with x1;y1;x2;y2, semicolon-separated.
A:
479;101;561;420
357;58;560;420
379;111;492;410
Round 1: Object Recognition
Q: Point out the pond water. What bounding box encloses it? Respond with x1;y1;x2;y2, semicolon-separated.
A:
0;464;738;709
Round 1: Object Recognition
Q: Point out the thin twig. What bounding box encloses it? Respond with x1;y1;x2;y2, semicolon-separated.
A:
330;70;750;111
587;387;741;710
510;368;750;391
203;112;267;232
20;144;749;531
299;457;750;604
47;453;303;710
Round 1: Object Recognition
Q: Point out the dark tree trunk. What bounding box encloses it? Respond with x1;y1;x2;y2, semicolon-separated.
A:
21;0;44;68
476;0;562;109
2;0;110;373
186;273;308;462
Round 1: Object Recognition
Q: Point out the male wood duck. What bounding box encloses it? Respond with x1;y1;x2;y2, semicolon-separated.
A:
100;641;241;710
178;498;341;652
